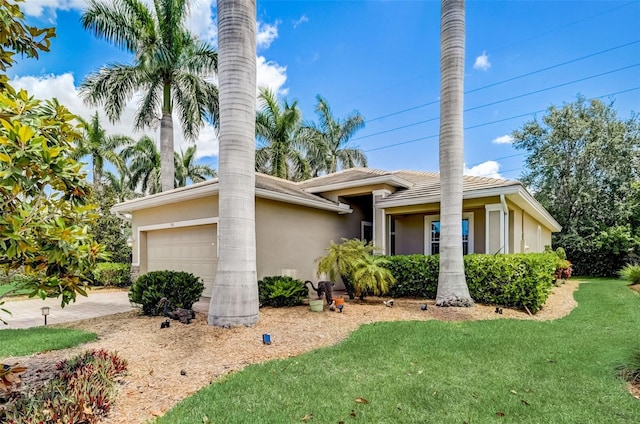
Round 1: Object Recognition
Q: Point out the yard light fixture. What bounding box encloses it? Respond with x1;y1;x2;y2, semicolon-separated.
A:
41;306;50;325
262;333;271;345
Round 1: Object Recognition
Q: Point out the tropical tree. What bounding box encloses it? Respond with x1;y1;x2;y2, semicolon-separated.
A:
104;160;138;202
435;0;473;307
316;238;376;300
308;95;366;176
255;88;314;181
72;111;131;191
351;254;396;299
512;96;640;276
121;135;161;195
175;145;216;187
80;0;219;193
208;0;259;326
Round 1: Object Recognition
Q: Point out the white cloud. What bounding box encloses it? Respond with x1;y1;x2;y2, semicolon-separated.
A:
257;56;287;95
464;161;502;179
492;134;514;145
21;0;86;18
11;73;219;160
293;15;309;29
256;21;279;50
473;51;491;71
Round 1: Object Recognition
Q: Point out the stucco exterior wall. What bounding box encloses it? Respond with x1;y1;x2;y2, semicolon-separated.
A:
390;206;485;255
255;198;360;283
507;201;553;253
129;194;362;287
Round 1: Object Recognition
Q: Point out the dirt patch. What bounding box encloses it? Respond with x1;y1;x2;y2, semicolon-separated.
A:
630;284;640;294
4;280;581;423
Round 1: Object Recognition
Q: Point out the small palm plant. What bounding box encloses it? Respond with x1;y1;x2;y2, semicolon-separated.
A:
352;255;396;300
619;264;640;285
316;238;376;299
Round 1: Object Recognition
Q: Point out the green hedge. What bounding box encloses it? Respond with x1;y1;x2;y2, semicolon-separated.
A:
93;262;131;287
382;253;557;313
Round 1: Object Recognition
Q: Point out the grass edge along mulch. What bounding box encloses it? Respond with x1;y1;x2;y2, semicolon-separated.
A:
157;278;640;424
0;327;97;358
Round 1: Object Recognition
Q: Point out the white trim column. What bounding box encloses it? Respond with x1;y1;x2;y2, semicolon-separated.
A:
485;203;508;254
372;189;392;254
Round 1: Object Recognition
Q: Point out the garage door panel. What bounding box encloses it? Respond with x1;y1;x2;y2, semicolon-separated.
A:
146;225;217;296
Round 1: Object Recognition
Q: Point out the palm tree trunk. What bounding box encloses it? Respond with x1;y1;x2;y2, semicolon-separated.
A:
93;161;102;192
208;0;259;326
160;82;174;192
436;0;473;307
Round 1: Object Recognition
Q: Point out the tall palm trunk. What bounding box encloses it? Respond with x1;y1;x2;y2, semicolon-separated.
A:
93;161;102;192
208;0;259;326
436;0;473;307
160;84;175;192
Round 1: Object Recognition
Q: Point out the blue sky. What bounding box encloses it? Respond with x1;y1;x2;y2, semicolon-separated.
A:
11;0;640;181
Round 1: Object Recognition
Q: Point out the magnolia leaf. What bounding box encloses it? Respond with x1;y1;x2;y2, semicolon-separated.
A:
354;397;369;404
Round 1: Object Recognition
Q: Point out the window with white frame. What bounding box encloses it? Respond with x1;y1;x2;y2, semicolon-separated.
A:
424;213;474;255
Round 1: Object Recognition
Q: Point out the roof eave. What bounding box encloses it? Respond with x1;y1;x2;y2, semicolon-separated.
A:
377;185;522;208
302;175;414;193
111;181;352;215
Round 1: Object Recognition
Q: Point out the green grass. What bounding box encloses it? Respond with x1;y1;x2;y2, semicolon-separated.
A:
0;281;31;298
158;278;640;423
0;327;97;358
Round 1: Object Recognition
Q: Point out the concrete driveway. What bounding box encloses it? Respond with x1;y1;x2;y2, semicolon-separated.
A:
1;290;135;329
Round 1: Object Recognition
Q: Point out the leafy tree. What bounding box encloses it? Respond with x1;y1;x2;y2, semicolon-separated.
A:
72;112;132;191
175;145;216;187
436;0;473;307
0;0;55;75
512;96;640;275
1;0;104;314
0;86;104;307
87;185;132;264
307;95;366;176
255;88;314;181
80;0;218;193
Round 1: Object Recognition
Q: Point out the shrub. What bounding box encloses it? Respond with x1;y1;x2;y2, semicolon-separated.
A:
316;238;376;299
93;262;131;287
619;264;640;285
381;253;557;313
129;271;204;315
258;276;308;307
384;255;439;299
0;349;127;424
465;254;556;313
351;255;396;299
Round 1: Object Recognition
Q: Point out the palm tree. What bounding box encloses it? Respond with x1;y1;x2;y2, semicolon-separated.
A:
175;145;216;187
72;112;131;192
121;135;161;195
208;0;259;327
316;238;376;300
255;88;314;181
104;160;138;202
435;0;473;307
351;255;396;299
308;95;366;176
80;0;219;193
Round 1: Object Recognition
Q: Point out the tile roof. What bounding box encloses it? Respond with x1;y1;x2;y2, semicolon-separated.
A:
255;173;341;206
296;167;393;189
378;171;522;205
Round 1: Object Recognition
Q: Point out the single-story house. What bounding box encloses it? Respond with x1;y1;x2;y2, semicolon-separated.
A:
111;168;561;296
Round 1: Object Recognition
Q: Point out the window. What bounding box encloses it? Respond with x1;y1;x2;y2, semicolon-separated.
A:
424;213;474;255
361;221;373;243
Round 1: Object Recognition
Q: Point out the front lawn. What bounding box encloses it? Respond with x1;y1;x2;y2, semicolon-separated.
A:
159;278;640;423
0;327;97;358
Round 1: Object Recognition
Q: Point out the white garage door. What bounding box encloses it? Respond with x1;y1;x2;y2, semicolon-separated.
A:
146;224;217;296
